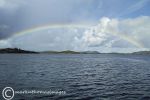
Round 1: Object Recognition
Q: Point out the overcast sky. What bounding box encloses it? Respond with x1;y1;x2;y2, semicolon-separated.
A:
0;0;150;52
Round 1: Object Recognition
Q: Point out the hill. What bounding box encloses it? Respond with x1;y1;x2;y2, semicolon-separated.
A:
42;50;100;54
0;48;38;54
132;51;150;55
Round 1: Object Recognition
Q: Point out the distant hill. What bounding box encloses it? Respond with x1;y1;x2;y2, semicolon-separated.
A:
80;51;100;54
0;48;38;54
0;48;100;54
132;51;150;55
43;50;80;54
42;50;100;54
1;48;149;55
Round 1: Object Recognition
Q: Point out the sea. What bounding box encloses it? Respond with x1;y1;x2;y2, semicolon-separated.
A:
0;54;150;100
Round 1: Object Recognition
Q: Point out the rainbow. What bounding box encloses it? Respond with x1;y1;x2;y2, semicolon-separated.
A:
10;24;144;48
110;32;144;48
13;24;90;37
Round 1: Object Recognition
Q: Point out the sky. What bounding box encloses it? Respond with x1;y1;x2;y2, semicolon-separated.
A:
0;0;150;53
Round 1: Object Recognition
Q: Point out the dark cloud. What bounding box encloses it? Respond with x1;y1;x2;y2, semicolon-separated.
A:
0;1;26;39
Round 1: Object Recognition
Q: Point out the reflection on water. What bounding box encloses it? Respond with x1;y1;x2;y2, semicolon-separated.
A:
0;54;150;100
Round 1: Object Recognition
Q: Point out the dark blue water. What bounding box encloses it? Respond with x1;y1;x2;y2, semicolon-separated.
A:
0;54;150;100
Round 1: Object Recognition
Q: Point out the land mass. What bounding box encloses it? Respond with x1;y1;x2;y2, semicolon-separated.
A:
0;48;150;55
42;50;100;54
0;48;100;54
0;48;38;54
132;51;150;55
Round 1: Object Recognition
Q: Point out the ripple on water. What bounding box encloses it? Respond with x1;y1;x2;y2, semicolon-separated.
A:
1;54;150;100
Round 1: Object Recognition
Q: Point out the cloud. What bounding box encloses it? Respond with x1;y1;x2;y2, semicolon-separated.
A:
21;0;103;25
119;0;149;16
0;16;150;53
0;0;26;38
1;27;85;51
0;0;102;39
76;16;150;52
127;0;149;12
0;25;9;30
0;0;24;9
0;25;10;39
0;39;12;48
0;0;150;40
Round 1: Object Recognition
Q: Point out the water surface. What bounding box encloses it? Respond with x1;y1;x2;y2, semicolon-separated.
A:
0;54;150;100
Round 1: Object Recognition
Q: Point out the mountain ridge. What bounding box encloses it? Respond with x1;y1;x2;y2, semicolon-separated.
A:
0;48;150;54
0;48;38;54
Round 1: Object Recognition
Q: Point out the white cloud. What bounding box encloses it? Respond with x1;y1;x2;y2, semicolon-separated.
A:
0;16;150;53
77;16;150;52
0;0;24;11
0;39;12;48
